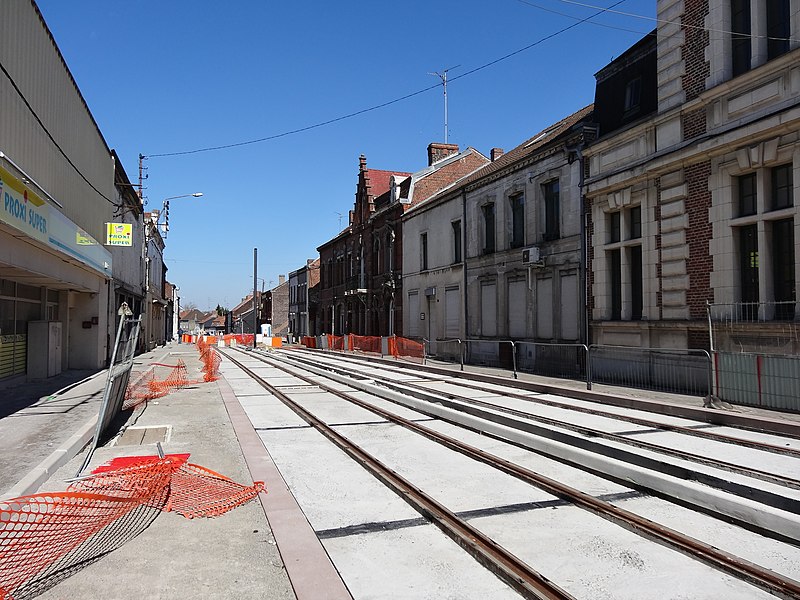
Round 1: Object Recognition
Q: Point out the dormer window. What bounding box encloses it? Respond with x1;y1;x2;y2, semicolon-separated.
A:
623;77;641;116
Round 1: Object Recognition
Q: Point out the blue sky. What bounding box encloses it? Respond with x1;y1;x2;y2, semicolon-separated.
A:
37;0;656;311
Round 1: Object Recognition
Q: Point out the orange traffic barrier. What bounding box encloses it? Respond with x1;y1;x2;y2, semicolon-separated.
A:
349;334;381;354
0;454;264;599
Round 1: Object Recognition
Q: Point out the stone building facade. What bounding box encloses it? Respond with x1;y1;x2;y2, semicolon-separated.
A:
403;106;594;365
585;0;800;351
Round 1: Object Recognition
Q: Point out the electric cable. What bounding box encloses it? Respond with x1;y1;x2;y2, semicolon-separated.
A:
146;0;629;158
0;59;121;208
554;0;800;43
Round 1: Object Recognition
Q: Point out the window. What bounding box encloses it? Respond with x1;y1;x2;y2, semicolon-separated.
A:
731;0;751;77
739;224;759;318
482;203;496;254
630;246;643;320
630;205;642;239
733;167;797;320
452;220;462;263
603;204;643;321
767;0;790;60
738;172;757;217
609;212;621;243
610;249;622;320
543;180;560;241
771;164;793;211
420;233;428;271
623;77;641;115
510;193;525;248
773;219;795;319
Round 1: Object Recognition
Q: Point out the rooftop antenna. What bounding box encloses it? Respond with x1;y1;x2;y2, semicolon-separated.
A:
335;211;343;229
428;65;460;144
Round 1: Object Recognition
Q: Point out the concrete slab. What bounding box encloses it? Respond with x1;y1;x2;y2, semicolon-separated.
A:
469;505;775;600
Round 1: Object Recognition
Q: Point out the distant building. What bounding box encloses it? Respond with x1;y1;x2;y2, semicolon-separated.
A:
318;144;489;336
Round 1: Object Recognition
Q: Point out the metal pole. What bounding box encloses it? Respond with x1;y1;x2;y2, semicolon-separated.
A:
511;341;518;379
253;248;258;349
176;289;181;344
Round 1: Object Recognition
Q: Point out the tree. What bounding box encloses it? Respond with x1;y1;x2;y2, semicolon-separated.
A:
183;300;198;311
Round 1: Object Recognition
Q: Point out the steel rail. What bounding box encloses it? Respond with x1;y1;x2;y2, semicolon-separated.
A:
221;349;574;600
240;348;800;600
289;348;800;459
279;348;800;491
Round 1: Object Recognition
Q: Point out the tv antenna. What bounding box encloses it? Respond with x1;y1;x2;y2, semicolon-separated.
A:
428;65;460;144
335;211;343;229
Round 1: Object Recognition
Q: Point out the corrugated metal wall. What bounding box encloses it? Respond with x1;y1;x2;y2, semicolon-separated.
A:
0;0;114;241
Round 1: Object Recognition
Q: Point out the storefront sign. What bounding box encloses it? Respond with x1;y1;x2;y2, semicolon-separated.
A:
0;165;49;244
0;162;112;276
105;222;133;246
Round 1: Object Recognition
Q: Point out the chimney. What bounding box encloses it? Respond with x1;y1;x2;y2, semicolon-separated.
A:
427;143;459;166
278;275;286;285
490;148;505;161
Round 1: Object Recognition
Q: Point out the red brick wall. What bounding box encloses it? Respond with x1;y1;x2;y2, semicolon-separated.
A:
685;161;713;319
681;0;710;103
682;106;707;139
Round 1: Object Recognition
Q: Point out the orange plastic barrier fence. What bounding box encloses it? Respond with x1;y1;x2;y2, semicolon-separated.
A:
348;334;381;354
0;454;264;600
327;334;344;350
221;334;254;346
389;336;424;359
301;336;316;348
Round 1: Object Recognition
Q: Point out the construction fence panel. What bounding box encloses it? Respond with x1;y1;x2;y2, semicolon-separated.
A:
588;345;711;397
714;352;800;411
516;342;587;381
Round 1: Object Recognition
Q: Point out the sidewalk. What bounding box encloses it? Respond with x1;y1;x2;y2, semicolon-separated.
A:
1;342;294;600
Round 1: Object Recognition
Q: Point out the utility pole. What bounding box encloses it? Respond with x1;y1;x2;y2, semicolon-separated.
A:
253;248;258;349
428;65;459;144
138;154;148;206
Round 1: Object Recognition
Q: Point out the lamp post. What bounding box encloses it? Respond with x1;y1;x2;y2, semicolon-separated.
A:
175;286;181;344
156;192;203;238
144;192;202;350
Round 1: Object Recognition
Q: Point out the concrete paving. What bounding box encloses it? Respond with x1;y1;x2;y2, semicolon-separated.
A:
4;343;800;599
1;342;296;600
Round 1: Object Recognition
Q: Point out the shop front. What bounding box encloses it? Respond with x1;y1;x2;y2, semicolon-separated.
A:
0;160;113;383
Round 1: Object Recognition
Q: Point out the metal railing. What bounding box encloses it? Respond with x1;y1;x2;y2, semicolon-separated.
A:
425;337;712;397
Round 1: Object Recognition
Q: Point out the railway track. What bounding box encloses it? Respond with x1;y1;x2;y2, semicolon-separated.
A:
220;346;800;599
272;349;800;526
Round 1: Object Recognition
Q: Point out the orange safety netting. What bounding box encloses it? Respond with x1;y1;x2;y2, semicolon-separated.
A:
199;347;221;382
122;360;195;411
301;336;316;348
390;336;425;359
0;454;264;600
327;334;344;350
348;334;381;354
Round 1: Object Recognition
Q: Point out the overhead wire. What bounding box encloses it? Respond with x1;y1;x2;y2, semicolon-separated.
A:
0;59;121;208
555;0;800;43
146;0;630;158
146;0;798;160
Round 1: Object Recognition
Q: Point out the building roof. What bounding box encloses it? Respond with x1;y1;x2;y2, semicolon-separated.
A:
365;168;410;198
416;104;594;212
180;308;206;322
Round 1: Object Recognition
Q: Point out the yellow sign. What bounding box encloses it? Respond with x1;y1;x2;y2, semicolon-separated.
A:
105;222;133;246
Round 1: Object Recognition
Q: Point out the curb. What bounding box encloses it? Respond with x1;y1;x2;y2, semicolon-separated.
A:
1;415;97;499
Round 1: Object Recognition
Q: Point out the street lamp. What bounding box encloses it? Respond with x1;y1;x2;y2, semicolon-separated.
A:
143;192;202;350
156;192;203;238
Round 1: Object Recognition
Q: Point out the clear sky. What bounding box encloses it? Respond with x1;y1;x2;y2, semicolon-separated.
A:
37;0;656;312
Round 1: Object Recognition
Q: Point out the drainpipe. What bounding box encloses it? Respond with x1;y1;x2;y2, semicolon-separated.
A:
461;189;469;353
566;138;589;347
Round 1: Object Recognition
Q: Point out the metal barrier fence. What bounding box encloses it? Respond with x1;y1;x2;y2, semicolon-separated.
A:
587;345;711;397
78;304;141;475
708;301;800;411
428;338;711;397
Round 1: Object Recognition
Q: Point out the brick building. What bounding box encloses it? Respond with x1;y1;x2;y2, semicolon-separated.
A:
318;144;489;336
584;0;799;354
